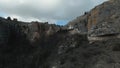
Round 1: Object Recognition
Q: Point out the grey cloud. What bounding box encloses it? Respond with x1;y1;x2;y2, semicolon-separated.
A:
0;0;108;22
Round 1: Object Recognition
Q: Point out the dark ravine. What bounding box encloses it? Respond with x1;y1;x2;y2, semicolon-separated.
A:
0;0;120;68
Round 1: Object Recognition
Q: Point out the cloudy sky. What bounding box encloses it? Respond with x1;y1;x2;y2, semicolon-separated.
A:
0;0;108;25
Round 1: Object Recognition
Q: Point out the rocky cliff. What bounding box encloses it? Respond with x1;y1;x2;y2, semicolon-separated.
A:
0;0;120;68
67;0;120;38
87;0;120;37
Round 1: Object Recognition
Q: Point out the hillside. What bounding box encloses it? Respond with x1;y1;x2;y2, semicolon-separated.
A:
0;0;120;68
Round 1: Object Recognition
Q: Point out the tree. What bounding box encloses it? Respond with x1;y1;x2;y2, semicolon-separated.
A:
7;17;11;20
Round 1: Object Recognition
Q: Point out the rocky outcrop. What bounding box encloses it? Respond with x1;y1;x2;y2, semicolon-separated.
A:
67;0;120;41
88;22;118;37
67;13;88;34
0;17;62;68
87;0;120;37
27;22;60;42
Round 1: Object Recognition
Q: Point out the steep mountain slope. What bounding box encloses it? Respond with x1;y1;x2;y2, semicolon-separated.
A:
67;0;120;37
87;0;120;37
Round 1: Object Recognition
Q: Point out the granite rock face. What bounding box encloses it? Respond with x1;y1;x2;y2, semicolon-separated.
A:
87;0;120;36
67;0;120;37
